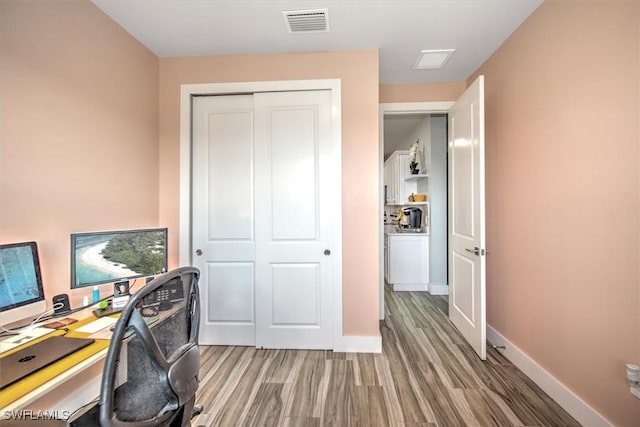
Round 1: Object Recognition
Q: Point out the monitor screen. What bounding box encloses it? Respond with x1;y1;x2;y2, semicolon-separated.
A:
71;228;168;289
0;241;46;313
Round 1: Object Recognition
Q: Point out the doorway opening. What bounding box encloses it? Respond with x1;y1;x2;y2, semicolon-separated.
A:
379;102;453;319
380;77;487;360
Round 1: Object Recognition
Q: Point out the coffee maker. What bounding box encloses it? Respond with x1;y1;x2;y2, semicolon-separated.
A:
401;207;423;230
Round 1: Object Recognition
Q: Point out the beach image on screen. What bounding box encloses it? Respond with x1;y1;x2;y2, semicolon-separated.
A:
74;230;166;286
0;246;40;308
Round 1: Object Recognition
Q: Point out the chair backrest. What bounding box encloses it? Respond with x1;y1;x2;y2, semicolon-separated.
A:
99;267;200;427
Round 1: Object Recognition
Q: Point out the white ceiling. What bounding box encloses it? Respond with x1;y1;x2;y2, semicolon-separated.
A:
92;0;543;84
92;0;542;155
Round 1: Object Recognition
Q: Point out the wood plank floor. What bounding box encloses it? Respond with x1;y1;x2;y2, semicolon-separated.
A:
192;285;580;426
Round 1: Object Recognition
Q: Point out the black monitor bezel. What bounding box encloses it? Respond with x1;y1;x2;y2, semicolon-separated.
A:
0;241;46;312
70;228;168;289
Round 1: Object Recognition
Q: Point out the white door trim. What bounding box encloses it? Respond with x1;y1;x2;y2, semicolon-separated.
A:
179;79;343;349
379;101;454;319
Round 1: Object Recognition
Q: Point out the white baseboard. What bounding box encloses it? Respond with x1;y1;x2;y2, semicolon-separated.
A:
393;283;428;292
487;325;612;427
428;283;449;295
334;335;382;353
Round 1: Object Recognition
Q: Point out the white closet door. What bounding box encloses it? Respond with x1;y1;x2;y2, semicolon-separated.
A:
254;90;334;349
193;90;337;349
192;95;256;345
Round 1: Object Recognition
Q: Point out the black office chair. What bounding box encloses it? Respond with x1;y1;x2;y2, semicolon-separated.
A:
98;266;202;427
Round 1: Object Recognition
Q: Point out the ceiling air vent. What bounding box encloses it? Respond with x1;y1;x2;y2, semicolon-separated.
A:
413;49;456;70
283;9;329;33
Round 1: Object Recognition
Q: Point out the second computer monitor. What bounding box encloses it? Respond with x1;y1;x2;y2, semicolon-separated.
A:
70;228;168;290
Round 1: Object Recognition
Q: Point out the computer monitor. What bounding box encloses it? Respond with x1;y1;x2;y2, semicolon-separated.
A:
0;241;47;328
70;228;168;289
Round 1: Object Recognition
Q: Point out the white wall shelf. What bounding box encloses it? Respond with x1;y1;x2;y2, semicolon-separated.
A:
404;174;429;181
386;201;429;207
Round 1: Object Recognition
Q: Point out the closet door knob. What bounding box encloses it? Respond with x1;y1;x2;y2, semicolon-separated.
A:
195;249;203;256
324;249;331;256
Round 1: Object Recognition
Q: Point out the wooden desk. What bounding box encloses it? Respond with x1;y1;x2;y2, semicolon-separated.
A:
0;303;176;423
0;311;116;416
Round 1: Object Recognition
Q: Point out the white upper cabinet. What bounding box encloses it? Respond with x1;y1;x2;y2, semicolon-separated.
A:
385;150;429;205
384;150;408;204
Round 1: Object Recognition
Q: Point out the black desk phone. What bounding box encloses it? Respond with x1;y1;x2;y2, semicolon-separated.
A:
93;279;185;318
141;279;184;308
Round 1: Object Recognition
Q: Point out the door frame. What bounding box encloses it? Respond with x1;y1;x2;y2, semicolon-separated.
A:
179;79;343;348
379;101;454;319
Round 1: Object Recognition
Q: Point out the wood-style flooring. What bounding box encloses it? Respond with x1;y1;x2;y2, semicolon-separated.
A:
192;285;580;426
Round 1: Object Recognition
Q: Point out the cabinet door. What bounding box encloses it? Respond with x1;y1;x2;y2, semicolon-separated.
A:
389;158;397;203
388;235;428;285
386;150;415;205
384;235;389;282
383;162;392;205
396;153;417;204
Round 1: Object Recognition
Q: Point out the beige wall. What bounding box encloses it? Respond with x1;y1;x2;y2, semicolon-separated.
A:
379;81;465;103
4;1;638;421
0;1;159;306
159;50;381;336
470;1;640;425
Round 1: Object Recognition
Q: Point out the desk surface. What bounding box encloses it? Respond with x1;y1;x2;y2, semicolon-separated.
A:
0;311;115;412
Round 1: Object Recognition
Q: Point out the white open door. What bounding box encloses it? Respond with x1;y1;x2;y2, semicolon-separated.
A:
448;76;486;360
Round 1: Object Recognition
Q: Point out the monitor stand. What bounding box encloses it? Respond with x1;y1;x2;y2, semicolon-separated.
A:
93;282;131;318
92;305;124;319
